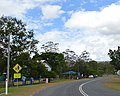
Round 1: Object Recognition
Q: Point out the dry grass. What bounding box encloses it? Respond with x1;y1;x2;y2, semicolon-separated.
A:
104;75;120;91
0;79;79;96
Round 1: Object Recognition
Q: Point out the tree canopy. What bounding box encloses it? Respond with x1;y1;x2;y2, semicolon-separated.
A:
108;46;120;70
0;16;115;79
0;16;38;76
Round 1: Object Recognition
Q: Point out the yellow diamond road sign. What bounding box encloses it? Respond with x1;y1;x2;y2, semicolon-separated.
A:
13;64;22;73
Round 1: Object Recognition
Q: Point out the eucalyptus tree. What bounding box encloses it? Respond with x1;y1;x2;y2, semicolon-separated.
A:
108;46;120;70
80;50;91;62
76;50;91;77
63;49;77;68
40;41;65;77
0;16;38;76
41;41;59;53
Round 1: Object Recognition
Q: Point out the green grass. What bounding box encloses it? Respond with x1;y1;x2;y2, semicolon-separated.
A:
104;76;120;91
0;79;79;96
0;81;5;94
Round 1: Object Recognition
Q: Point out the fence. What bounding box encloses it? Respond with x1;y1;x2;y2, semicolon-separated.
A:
13;78;40;86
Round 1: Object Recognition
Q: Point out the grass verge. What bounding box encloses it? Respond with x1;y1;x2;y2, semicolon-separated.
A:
104;75;120;91
0;79;79;96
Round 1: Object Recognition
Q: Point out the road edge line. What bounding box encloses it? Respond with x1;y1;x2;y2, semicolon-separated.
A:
79;79;97;96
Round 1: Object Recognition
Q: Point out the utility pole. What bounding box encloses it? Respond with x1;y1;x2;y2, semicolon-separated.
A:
0;33;10;95
5;33;10;95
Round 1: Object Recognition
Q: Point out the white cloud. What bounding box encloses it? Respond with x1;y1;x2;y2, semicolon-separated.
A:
0;0;63;31
81;35;110;61
41;5;64;20
0;0;37;18
36;30;113;61
1;0;120;61
26;20;41;30
0;0;60;18
43;22;53;26
64;2;120;61
65;3;120;35
33;0;60;3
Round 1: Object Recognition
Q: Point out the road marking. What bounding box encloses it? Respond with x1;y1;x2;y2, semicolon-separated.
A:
79;81;89;96
79;79;97;96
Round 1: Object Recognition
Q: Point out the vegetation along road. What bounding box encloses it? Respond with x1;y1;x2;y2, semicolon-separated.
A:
0;14;120;96
33;77;120;96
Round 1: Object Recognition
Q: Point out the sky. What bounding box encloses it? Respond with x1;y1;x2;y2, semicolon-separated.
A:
0;0;120;61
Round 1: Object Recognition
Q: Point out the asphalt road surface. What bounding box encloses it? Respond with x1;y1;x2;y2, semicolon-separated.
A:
33;77;120;96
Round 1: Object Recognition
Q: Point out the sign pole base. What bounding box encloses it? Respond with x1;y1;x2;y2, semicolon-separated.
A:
5;78;8;95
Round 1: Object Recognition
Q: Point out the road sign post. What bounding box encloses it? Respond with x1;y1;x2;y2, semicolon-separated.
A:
5;79;8;95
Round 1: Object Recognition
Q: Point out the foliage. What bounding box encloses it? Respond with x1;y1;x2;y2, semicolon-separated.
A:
63;49;77;67
75;59;115;77
97;62;115;75
31;54;48;78
43;71;57;78
75;50;90;77
87;60;98;75
79;50;91;61
40;52;66;76
108;46;120;70
41;41;59;53
0;16;116;79
0;16;38;76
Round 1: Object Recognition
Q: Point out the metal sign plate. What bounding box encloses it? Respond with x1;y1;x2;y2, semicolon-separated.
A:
13;64;22;73
14;73;21;78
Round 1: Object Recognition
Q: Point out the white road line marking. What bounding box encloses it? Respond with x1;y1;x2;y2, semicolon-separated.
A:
79;79;97;96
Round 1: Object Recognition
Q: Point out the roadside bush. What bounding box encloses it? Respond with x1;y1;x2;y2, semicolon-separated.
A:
43;71;57;78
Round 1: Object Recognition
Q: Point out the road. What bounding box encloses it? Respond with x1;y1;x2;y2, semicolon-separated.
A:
33;77;120;96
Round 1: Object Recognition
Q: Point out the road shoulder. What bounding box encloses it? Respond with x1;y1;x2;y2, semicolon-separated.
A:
104;75;120;91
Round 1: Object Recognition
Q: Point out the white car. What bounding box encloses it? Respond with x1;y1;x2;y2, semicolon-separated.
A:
89;75;94;78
